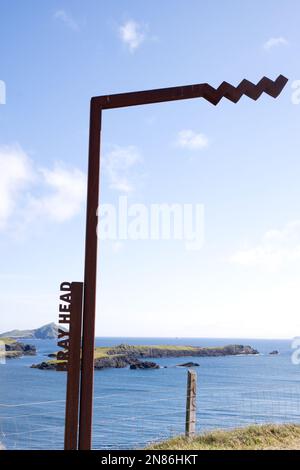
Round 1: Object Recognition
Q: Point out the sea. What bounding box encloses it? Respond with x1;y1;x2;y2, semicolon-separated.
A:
0;337;299;450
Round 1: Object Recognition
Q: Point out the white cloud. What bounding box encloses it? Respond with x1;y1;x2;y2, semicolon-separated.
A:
119;20;146;52
230;221;300;272
177;130;209;150
28;165;86;223
0;144;86;232
263;36;288;51
54;10;80;31
0;145;33;230
104;145;141;192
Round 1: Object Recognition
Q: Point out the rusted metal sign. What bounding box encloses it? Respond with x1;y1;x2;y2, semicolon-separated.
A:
58;281;83;450
54;75;288;450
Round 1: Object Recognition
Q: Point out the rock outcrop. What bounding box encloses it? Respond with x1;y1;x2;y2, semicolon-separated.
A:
130;361;160;370
94;354;138;369
4;341;36;358
31;361;56;370
177;362;200;367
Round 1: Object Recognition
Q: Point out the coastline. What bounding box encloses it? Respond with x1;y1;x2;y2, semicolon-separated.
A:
30;343;259;370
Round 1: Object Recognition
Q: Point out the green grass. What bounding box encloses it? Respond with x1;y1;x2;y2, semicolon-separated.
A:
52;344;204;361
128;345;197;350
1;337;15;344
93;344;207;359
95;345;204;354
148;424;300;450
94;347;114;359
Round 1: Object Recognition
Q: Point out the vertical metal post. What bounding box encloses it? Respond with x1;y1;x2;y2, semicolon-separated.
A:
185;369;197;438
64;282;83;450
78;101;102;450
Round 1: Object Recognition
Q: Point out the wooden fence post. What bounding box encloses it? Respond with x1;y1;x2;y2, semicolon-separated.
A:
185;369;197;438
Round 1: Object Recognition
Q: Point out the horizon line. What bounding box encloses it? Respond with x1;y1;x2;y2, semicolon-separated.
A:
93;335;293;341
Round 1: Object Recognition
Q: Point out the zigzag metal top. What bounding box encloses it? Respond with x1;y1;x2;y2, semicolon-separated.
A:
92;75;288;109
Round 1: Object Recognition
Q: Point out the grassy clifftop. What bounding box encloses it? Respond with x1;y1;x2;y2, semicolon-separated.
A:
148;424;300;450
93;344;204;360
94;343;258;359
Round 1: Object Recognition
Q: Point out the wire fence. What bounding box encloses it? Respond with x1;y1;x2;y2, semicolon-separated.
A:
91;373;300;449
1;368;300;450
0;400;65;450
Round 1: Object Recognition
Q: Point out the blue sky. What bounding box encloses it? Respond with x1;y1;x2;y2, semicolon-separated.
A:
1;0;300;338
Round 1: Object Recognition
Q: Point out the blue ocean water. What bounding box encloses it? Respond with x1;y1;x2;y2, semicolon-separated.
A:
0;337;299;449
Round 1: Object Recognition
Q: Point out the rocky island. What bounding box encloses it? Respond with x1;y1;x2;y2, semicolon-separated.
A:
2;338;36;358
31;343;259;370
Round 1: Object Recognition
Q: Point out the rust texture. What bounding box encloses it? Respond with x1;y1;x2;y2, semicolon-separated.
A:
92;75;288;109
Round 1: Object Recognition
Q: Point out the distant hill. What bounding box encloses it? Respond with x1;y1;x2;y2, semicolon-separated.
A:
0;322;65;339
